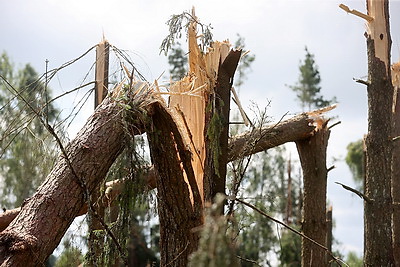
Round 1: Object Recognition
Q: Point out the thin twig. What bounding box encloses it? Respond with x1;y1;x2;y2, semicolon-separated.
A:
236;255;262;266
354;78;370;86
335;182;372;203
0;71;129;265
328;121;341;129
327;165;335;172
47;81;96;105
234;198;348;267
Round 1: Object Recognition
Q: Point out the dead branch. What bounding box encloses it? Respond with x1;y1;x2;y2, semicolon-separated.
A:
335;182;372;203
234;198;348;267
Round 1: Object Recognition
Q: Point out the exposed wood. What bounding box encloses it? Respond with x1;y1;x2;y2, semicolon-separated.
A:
94;40;109;108
296;121;330;266
339;4;373;22
363;1;394;265
392;61;400;266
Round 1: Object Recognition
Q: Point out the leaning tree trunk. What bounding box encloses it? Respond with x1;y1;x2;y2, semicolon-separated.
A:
0;107;323;233
296;121;330;266
0;94;147;266
364;0;395;265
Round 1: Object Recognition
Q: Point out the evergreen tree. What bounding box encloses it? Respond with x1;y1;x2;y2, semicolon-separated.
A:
345;251;363;267
167;42;188;81
55;237;83;267
289;47;335;111
345;139;364;187
0;52;60;208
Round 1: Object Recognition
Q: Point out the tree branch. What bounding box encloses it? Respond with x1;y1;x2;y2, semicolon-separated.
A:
335;182;372;203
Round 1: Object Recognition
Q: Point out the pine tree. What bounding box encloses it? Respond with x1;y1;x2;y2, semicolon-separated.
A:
167;42;188;81
345;139;364;187
0;52;60;208
290;47;334;111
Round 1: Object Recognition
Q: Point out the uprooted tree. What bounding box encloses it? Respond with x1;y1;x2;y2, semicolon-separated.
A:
0;11;339;266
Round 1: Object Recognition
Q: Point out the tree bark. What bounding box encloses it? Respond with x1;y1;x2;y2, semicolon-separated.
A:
147;102;203;267
364;0;395;265
392;61;400;266
296;122;330;266
228;110;319;162
0;96;146;266
326;206;333;264
204;49;241;204
88;39;110;266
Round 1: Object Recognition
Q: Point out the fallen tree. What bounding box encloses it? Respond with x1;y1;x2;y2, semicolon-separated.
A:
0;107;322;233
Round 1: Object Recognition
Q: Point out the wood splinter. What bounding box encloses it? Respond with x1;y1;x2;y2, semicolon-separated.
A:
339;4;373;22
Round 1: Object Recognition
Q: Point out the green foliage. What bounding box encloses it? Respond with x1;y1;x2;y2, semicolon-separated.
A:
160;11;213;55
89;136;159;266
0;52;60;208
55;238;83;267
231;147;303;266
279;229;301;266
345;139;364;185
206;105;224;177
168;42;188;80
189;194;240;267
289;47;335;111
345;251;363;267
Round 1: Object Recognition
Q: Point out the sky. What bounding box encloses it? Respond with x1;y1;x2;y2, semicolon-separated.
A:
2;0;400;260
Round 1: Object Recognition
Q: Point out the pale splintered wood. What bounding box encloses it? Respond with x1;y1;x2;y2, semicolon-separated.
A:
366;0;390;72
169;12;231;205
94;40;109;108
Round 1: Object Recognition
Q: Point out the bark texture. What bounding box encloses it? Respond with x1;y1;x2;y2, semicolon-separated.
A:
0;96;146;266
392;61;400;266
147;102;203;267
364;0;394;265
204;50;241;203
296;123;330;266
228;111;318;162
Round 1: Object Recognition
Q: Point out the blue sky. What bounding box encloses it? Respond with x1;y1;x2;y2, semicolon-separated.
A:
2;0;400;259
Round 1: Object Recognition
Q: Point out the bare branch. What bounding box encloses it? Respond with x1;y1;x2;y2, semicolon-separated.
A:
335;182;372;203
234;198;348;267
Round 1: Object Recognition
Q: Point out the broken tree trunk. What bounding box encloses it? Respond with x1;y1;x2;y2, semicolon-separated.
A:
0;88;151;266
296;119;330;266
153;14;241;265
392;61;400;265
363;0;394;265
169;16;241;207
147;102;203;266
0;108;321;233
203;49;241;203
88;38;110;265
